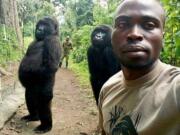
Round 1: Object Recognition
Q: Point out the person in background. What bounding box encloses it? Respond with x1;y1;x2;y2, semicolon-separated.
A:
59;36;73;68
98;0;180;135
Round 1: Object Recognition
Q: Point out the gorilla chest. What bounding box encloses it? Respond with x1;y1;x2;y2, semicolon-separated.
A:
27;42;44;58
22;43;44;70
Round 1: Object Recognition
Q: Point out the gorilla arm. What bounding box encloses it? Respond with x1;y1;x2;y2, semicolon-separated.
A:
87;46;101;75
103;46;121;75
42;35;61;74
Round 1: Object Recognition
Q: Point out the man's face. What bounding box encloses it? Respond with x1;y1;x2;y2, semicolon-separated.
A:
112;0;165;69
66;38;69;42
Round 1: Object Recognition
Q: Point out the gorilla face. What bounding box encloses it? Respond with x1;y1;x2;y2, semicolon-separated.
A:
35;24;47;40
35;17;58;41
92;31;107;47
91;25;112;48
94;31;106;41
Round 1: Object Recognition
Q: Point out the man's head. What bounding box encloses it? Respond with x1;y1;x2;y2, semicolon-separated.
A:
66;36;70;41
112;0;165;69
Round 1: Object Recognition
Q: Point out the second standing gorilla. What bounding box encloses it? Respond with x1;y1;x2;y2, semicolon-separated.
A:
87;25;121;105
18;17;61;133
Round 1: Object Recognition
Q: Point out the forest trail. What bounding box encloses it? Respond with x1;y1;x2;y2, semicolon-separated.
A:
0;68;99;135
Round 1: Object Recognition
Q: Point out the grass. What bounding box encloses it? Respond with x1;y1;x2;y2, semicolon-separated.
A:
69;58;90;88
68;58;95;100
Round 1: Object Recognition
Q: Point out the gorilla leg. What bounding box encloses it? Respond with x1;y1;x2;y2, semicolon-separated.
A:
59;61;62;67
65;55;69;68
34;100;52;133
91;78;103;105
34;84;53;133
59;55;65;67
21;89;39;121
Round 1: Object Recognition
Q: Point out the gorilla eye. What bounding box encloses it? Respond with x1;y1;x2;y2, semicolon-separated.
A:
143;22;156;30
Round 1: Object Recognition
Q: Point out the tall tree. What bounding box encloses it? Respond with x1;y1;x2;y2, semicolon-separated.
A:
75;0;94;27
17;0;56;38
0;0;23;47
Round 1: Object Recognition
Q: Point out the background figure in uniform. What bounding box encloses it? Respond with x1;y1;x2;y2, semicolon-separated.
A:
60;36;73;68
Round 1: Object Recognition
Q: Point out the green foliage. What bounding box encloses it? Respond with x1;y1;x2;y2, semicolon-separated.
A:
161;0;180;66
18;0;41;24
60;23;73;41
61;0;94;33
22;22;35;37
107;0;120;13
69;58;90;87
93;4;113;25
23;37;33;50
18;0;55;23
62;1;77;31
71;25;94;63
36;1;55;19
75;0;94;27
93;0;120;25
18;0;56;38
56;0;66;6
0;25;22;65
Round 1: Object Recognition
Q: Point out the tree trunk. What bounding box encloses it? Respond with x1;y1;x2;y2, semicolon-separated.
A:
0;0;23;47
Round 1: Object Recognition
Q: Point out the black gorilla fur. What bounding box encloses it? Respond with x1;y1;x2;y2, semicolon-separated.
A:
87;25;121;105
18;17;61;133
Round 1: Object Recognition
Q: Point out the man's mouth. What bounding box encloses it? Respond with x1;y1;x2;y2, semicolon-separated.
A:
122;45;147;53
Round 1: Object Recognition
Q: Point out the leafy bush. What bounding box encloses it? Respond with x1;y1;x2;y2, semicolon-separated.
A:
93;3;113;25
71;25;94;63
0;25;22;65
22;22;35;37
161;0;180;66
69;58;90;87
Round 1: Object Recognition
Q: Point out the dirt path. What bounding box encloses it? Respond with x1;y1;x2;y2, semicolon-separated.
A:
0;68;99;135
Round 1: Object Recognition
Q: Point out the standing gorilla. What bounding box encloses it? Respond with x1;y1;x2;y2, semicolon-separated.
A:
18;17;61;133
87;25;121;105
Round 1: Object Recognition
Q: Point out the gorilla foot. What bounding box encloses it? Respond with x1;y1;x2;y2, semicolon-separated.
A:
21;115;39;121
34;124;52;134
59;62;62;67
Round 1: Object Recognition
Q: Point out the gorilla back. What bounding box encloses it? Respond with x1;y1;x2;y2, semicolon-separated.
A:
18;17;61;133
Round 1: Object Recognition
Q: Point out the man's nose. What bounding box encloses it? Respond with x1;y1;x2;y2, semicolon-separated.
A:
127;25;143;42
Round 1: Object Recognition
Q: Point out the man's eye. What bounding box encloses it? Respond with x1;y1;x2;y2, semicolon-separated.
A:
143;22;156;30
115;22;127;29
